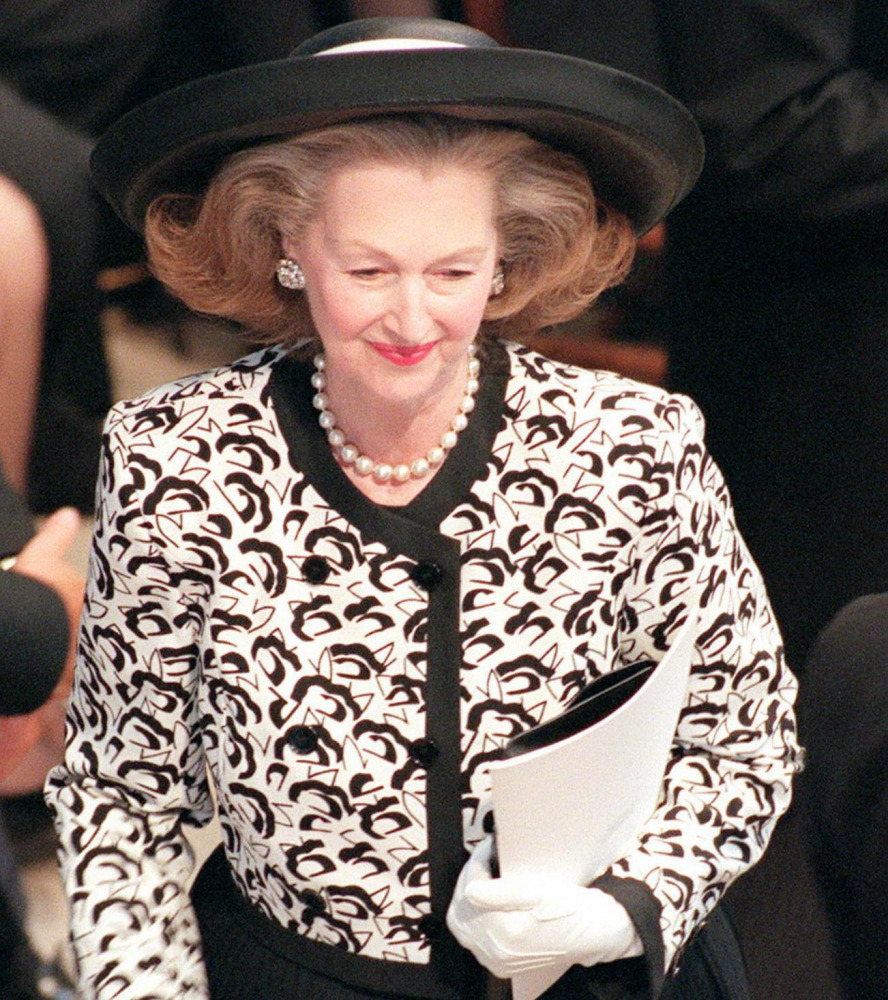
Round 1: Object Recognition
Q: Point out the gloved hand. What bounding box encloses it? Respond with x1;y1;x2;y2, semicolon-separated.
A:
446;837;643;980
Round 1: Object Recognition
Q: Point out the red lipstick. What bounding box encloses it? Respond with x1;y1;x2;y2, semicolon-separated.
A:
370;342;436;366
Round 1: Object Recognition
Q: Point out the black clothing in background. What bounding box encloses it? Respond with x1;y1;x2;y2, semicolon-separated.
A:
0;1;179;512
0;471;68;998
0;819;41;1000
0;571;68;716
0;0;324;513
505;5;885;999
654;0;888;673
797;593;888;1000
0;479;35;562
506;0;888;672
0;470;67;716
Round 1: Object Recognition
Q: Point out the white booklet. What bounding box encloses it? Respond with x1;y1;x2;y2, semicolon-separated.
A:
487;612;697;1000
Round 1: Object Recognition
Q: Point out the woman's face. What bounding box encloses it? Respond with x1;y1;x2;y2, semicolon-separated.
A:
286;161;498;416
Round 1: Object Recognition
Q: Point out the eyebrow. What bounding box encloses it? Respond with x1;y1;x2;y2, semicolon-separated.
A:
330;241;492;263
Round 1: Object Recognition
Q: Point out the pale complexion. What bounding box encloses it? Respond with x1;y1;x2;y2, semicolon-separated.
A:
285;161;499;504
0;174;48;493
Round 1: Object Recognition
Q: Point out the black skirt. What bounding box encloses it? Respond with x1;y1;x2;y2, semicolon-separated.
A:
191;847;750;1000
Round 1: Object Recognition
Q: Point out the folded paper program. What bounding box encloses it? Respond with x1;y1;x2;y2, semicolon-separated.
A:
488;612;698;1000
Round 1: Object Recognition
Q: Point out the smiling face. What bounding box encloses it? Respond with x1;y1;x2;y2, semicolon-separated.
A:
285;161;499;429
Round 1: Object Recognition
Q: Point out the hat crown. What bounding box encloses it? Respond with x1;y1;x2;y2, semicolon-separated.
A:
92;15;703;235
291;17;500;58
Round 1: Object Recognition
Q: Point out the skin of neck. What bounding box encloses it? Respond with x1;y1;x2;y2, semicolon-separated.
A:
321;347;474;466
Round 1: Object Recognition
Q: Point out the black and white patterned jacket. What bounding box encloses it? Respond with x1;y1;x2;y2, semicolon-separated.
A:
47;341;800;1000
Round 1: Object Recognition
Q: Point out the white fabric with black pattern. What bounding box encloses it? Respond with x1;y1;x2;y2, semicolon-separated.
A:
47;341;800;1000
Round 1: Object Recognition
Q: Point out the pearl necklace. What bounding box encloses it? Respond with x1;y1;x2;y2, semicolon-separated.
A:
311;345;480;483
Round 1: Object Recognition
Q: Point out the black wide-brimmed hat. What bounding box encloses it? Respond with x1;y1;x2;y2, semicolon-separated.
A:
91;17;704;235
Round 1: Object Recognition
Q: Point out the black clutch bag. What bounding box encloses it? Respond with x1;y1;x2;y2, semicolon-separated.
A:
502;660;656;758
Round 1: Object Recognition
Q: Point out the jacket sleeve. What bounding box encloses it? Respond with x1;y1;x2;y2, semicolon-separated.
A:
656;0;888;227
595;392;802;984
45;407;214;1000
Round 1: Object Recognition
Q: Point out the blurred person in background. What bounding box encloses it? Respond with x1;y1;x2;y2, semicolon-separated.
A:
797;594;888;1000
0;0;377;514
506;0;888;673
505;3;887;999
1;477;84;1000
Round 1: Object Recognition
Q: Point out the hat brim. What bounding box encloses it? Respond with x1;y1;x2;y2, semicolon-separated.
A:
91;46;704;235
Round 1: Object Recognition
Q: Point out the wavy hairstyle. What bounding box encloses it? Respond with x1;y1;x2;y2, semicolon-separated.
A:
145;115;637;346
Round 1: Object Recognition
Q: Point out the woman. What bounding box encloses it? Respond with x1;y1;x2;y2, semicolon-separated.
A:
46;17;801;1000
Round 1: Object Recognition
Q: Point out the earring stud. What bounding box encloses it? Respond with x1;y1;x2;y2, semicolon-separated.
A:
277;258;305;290
490;266;505;297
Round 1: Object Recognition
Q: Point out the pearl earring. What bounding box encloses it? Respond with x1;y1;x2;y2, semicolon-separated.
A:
490;266;505;297
276;258;305;290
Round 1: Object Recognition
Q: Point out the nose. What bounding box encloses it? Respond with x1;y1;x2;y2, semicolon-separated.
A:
386;277;432;343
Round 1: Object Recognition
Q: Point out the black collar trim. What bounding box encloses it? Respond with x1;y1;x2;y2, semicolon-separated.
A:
268;340;509;548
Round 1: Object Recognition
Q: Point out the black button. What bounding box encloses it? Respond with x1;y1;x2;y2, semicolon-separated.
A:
418;914;444;941
482;811;496;834
303;555;330;584
411;561;443;590
288;726;319;753
408;738;440;768
300;889;326;913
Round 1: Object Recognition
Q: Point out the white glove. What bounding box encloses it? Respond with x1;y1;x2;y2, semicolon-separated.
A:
446;837;643;980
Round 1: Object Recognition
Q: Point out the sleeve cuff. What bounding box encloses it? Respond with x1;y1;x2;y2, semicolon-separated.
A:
590;873;666;999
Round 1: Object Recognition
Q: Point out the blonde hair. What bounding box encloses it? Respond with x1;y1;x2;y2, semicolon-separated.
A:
145;115;637;346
